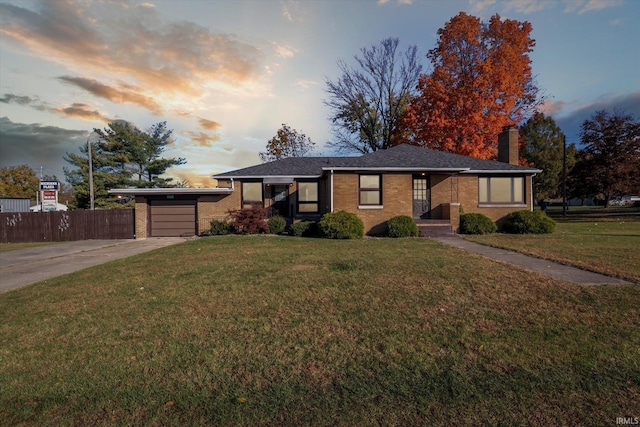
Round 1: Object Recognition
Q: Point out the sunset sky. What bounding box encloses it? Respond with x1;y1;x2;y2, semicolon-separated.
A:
1;0;638;187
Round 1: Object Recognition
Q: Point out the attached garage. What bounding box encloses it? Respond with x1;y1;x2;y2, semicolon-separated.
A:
150;199;196;237
108;186;236;239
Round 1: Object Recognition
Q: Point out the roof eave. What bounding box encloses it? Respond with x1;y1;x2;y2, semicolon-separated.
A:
108;188;233;196
322;167;469;172
212;174;323;179
462;169;542;174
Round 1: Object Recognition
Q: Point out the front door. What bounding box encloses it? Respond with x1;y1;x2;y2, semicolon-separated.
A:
412;176;430;219
271;185;289;217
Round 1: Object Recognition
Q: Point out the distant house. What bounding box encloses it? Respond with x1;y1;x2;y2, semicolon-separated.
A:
111;127;541;237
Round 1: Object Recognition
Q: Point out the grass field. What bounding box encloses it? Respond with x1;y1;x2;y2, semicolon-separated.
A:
1;236;639;425
467;214;640;283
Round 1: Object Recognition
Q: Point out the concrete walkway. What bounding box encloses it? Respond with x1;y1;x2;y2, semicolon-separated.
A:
434;236;632;286
0;238;186;293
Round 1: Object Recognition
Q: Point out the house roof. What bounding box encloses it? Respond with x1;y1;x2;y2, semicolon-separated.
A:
213;144;541;179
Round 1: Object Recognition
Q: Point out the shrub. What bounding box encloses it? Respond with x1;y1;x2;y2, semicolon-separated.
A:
228;207;269;234
460;213;497;235
319;211;364;239
289;221;318;237
387;215;419;238
503;210;556;234
267;215;287;234
209;219;233;235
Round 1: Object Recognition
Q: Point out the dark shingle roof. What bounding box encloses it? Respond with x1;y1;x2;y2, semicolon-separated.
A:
213;144;540;178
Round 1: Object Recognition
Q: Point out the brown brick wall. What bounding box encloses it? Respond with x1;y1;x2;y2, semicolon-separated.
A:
197;192;241;234
430;174;452;219
458;175;533;226
333;172;412;235
134;196;148;238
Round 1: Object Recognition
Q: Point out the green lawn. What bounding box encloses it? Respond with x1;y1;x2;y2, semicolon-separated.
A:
467;214;640;283
1;236;639;426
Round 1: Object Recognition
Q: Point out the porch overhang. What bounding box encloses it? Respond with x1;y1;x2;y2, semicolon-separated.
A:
263;177;296;185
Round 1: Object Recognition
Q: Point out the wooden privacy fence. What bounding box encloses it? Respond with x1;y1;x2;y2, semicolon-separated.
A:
1;209;135;243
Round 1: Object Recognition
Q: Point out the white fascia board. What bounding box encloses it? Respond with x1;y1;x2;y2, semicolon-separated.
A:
463;169;542;174
322;167;469;172
212;175;322;179
108;188;233;195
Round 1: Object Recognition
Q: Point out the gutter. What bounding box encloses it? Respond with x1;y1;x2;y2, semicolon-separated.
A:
212;174;322;180
108;188;234;196
322;167;468;172
462;169;542;174
530;173;537;211
330;169;334;212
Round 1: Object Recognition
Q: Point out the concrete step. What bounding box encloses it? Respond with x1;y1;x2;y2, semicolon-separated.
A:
416;220;455;238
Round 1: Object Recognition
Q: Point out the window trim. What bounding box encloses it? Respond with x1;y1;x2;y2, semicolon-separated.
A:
242;181;263;210
359;174;382;207
297;181;319;214
478;176;526;206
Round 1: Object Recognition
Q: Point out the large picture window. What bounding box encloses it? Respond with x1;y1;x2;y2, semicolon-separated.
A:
479;177;524;204
242;182;263;209
298;182;319;213
359;175;382;206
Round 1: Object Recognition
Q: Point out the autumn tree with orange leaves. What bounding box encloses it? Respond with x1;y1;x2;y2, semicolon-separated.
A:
399;12;541;159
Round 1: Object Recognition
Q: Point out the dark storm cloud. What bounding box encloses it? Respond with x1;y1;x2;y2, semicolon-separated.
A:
555;92;640;141
0;117;88;173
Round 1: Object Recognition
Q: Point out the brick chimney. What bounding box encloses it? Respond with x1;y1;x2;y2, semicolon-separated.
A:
498;126;519;165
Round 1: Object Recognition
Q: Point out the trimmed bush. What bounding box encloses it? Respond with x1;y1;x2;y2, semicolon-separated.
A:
289;221;318;237
503;210;556;234
319;211;364;239
209;219;233;235
267;215;287;234
460;213;497;235
387;215;419;238
228;207;269;234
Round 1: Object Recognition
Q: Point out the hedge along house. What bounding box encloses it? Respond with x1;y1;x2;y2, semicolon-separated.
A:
111;127;540;238
213;127;541;236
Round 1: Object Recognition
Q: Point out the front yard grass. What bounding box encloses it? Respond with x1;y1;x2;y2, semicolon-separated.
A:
1;236;639;426
466;214;640;283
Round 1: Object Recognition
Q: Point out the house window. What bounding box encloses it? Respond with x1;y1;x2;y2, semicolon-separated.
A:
242;182;263;209
479;177;525;204
359;175;382;205
298;182;319;213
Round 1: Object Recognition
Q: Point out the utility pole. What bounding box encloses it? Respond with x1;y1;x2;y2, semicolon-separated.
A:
88;139;95;210
562;134;567;216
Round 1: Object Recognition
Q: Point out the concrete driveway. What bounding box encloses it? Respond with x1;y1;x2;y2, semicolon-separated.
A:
0;238;187;293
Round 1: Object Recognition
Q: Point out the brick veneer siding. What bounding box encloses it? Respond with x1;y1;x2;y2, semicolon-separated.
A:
134;196;148;238
331;172;532;234
429;174;453;219
457;175;533;227
332;172;412;235
197;192;241;234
